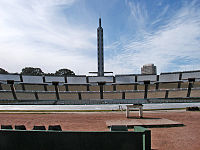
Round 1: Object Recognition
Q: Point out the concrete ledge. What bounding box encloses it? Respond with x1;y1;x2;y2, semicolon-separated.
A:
107;118;184;128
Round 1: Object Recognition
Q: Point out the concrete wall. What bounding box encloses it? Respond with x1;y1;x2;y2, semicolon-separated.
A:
0;129;150;150
59;92;79;100
125;91;144;99
1;84;11;90
115;75;135;84
45;76;65;83
116;85;134;91
103;85;113;91
148;91;166;98
0;74;21;82
0;98;199;105
16;92;36;100
22;76;44;84
67;77;87;84
88;76;113;83
81;92;100;100
182;72;200;80
159;74;180;82
37;92;57;100
24;85;45;91
103;92;122;99
137;75;157;82
168;90;187;98
68;85;87;91
190;89;200;97
0;71;200;85
159;83;178;89
0;91;14;100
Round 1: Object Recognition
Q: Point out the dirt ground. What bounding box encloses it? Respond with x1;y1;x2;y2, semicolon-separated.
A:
0;110;199;150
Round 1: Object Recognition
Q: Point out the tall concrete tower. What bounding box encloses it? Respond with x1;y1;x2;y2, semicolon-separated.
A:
97;18;104;76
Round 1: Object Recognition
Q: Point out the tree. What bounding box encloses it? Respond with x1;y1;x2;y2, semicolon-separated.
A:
55;68;75;76
0;68;9;74
44;73;55;76
21;67;44;76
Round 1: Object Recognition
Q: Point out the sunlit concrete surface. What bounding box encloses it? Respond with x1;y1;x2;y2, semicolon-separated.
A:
0;103;199;111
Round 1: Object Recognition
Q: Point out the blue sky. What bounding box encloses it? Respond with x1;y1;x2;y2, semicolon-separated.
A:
0;0;200;75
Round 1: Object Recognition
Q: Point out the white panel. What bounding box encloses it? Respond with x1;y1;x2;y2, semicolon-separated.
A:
137;75;157;82
159;74;179;82
115;76;135;83
182;72;200;79
45;76;65;83
22;75;44;84
0;74;21;82
67;77;87;84
88;76;113;83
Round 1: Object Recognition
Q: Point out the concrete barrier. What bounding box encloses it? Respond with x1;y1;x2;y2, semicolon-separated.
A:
22;75;44;84
0;74;21;82
137;75;157;82
45;76;65;83
115;75;136;84
182;72;200;80
159;74;180;82
88;76;113;83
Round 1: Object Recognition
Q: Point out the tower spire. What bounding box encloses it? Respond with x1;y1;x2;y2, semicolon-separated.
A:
99;18;101;27
97;18;104;76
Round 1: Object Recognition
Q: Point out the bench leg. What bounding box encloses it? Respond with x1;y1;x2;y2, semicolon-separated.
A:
126;107;129;118
139;107;143;118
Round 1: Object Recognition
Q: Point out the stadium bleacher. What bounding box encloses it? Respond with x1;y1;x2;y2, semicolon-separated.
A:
168;90;188;98
137;75;157;83
37;92;57;100
44;76;65;83
190;88;200;97
89;84;100;91
147;91;166;99
88;76;113;83
59;92;79;100
159;73;180;82
0;70;199;104
103;92;122;99
0;74;21;83
182;72;200;80
0;91;14;100
81;92;100;100
115;75;136;84
125;91;144;99
103;84;113;91
1;84;11;90
15;92;36;100
22;75;47;91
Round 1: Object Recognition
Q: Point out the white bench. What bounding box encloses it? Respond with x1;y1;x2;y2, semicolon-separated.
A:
126;104;143;118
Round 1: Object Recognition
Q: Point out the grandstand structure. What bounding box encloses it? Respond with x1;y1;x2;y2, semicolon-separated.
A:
0;70;200;105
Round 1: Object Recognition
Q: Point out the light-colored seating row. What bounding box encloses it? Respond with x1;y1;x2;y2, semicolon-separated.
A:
0;82;199;92
0;91;14;100
0;71;199;93
0;71;200;84
190;89;200;97
0;88;199;101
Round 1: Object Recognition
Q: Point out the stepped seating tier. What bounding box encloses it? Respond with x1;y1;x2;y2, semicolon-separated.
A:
0;71;200;103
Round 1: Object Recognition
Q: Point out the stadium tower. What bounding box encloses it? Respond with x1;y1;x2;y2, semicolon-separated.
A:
97;18;104;76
